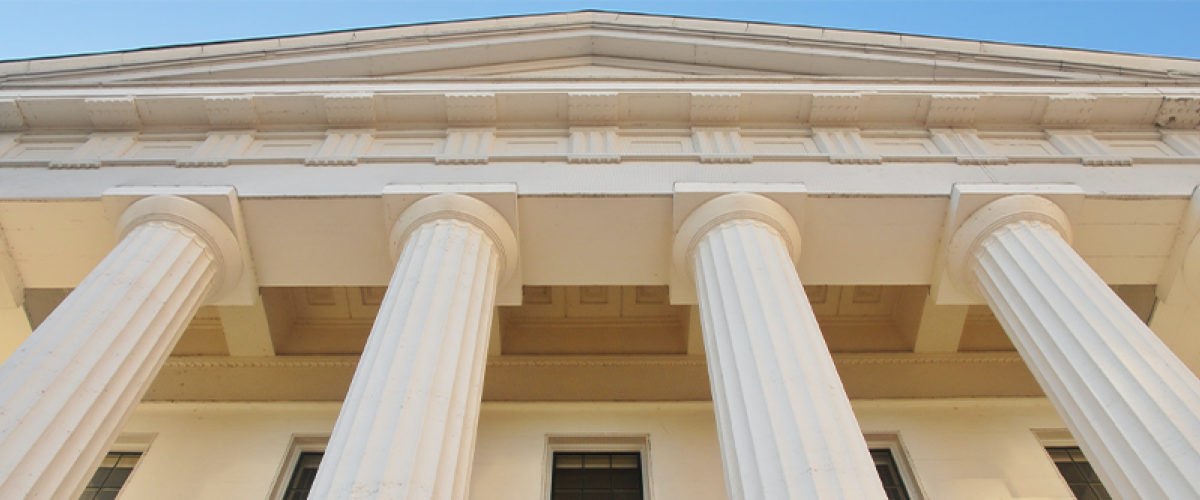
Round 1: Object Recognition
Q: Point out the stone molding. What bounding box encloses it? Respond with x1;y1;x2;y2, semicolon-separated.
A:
3;126;1197;169
114;196;244;303
946;194;1074;301
445;92;497;124
926;94;979;127
323;93;376;125
568;93;618;124
2;91;1196;133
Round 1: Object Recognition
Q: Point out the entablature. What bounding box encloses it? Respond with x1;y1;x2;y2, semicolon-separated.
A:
1;125;1198;170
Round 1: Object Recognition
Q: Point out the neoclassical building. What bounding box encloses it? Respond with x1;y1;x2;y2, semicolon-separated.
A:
1;11;1199;500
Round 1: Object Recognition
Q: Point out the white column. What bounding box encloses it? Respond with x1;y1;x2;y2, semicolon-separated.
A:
0;195;243;499
674;193;887;500
310;193;518;500
947;194;1200;499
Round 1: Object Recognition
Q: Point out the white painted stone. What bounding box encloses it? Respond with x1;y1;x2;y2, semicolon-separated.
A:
0;307;31;361
0;195;242;499
675;193;887;500
310;193;518;500
949;194;1200;500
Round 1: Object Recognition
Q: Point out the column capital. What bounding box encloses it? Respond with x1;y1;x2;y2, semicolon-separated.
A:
389;192;520;285
946;194;1073;300
672;192;802;298
114;195;244;302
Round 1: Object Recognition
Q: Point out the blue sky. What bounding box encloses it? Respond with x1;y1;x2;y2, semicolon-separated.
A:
2;1;1199;62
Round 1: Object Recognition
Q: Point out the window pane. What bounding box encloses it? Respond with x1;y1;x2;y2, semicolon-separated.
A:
582;469;612;489
611;469;641;489
115;455;141;468
79;452;141;500
101;468;132;488
869;449;910;500
554;468;584;489
611;455;639;469
1057;463;1086;484
553;453;643;500
1047;447;1111;500
284;452;324;500
556;455;584;469
584;455;611;469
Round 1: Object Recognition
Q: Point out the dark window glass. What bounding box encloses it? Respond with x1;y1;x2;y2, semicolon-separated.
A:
284;452;324;500
871;449;912;500
553;452;643;500
1048;447;1111;500
79;452;141;500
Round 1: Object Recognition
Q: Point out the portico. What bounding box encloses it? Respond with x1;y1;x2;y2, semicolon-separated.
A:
1;11;1200;500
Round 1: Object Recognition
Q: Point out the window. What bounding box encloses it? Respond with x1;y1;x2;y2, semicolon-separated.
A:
552;453;643;500
270;436;328;500
282;452;324;500
1047;447;1111;500
78;452;141;500
865;434;923;500
544;435;651;500
871;449;912;500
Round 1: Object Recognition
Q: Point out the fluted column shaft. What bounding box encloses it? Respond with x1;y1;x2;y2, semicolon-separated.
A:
684;195;886;499
310;215;502;500
0;220;219;499
970;219;1200;499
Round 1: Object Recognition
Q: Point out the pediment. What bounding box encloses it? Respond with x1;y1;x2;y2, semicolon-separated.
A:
4;12;1197;85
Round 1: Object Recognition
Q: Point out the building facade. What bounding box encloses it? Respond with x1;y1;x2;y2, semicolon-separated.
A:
1;11;1200;500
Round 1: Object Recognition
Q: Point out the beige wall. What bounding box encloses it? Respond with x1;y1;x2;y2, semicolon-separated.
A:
118;400;1075;500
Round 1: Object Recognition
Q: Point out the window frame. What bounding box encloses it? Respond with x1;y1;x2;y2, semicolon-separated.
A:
269;435;328;500
543;435;653;500
864;433;925;500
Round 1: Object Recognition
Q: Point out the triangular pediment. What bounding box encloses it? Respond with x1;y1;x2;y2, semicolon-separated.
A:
2;12;1198;85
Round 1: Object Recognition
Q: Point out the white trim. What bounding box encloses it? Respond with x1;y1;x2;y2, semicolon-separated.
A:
267;435;329;500
107;433;155;500
864;433;926;500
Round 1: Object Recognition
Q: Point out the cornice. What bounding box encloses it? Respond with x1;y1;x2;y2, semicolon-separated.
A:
4;17;1198;84
0;90;1196;133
